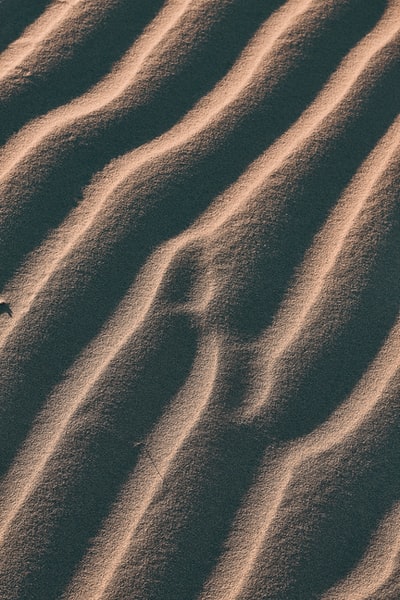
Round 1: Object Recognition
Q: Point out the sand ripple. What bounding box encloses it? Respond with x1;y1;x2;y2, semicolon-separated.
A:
0;1;399;598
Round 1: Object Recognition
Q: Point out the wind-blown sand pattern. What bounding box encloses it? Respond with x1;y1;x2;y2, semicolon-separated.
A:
0;0;399;598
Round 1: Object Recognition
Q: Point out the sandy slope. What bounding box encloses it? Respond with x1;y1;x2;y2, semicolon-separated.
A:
0;1;399;598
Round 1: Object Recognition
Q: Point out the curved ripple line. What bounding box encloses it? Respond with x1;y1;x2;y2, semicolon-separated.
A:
0;0;194;176
0;234;202;544
2;0;398;359
61;334;221;600
322;502;400;600
198;116;400;598
0;0;82;81
243;116;400;416
0;0;327;346
203;307;400;600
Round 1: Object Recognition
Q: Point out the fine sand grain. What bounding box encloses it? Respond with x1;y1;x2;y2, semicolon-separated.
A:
0;1;399;599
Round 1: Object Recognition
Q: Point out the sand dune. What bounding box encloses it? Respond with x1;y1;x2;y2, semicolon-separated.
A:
0;1;399;598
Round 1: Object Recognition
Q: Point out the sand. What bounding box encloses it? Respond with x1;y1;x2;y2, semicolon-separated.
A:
0;1;399;598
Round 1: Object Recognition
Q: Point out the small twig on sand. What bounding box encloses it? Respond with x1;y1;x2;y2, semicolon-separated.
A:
134;441;165;485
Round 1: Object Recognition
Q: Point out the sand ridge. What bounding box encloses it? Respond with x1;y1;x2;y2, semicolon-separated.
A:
0;0;399;598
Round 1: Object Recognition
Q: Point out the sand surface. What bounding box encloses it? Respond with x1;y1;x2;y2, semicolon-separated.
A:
0;1;399;598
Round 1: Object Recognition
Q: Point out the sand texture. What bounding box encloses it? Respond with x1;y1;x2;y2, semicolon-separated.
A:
0;1;400;598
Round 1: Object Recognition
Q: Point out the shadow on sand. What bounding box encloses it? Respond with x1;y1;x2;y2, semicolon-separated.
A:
0;302;12;317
